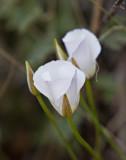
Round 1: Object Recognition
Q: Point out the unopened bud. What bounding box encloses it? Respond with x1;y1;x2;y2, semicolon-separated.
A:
25;61;39;96
54;39;68;60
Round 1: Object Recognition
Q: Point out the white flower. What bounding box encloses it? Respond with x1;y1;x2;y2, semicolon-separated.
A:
33;60;85;117
62;28;101;78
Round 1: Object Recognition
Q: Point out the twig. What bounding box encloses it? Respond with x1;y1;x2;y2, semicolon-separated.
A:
0;47;25;73
99;25;126;41
90;0;103;34
103;0;124;24
89;0;121;25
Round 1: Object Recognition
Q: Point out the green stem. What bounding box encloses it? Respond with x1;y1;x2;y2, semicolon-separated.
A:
85;79;97;116
36;93;77;160
85;79;102;158
80;94;126;160
67;117;101;160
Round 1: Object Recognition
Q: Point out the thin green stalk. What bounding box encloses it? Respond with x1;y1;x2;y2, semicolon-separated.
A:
67;117;101;160
85;79;102;158
80;94;126;160
36;93;77;160
85;79;97;116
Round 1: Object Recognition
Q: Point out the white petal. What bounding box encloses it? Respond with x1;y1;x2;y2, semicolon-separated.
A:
33;60;85;116
68;39;96;78
62;29;86;56
46;78;72;101
45;60;77;101
50;96;64;116
66;70;84;113
47;61;85;102
76;67;86;93
33;69;53;101
33;60;79;101
63;28;101;61
81;29;101;59
84;60;96;79
41;60;76;80
66;71;77;111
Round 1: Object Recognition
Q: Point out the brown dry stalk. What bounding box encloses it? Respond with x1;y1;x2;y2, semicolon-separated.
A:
104;0;124;24
90;0;103;34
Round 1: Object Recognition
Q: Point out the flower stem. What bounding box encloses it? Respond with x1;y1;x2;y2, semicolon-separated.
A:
85;79;102;158
80;94;126;160
36;93;77;160
67;117;101;160
85;79;97;116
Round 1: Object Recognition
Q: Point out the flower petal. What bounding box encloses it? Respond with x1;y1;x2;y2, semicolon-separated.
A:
33;67;53;101
51;69;85;117
33;60;85;117
66;69;85;112
66;71;77;112
80;29;101;60
33;60;82;101
84;60;96;78
63;28;101;60
68;39;96;78
50;96;63;116
45;60;78;101
76;67;86;93
62;29;86;56
46;78;72;101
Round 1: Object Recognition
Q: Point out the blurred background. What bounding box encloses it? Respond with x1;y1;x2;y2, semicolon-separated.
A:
0;0;126;159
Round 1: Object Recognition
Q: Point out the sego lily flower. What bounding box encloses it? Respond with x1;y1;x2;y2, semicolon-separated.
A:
33;60;85;118
62;28;101;79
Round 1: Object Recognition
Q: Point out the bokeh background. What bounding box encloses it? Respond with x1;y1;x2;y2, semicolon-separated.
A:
0;0;126;160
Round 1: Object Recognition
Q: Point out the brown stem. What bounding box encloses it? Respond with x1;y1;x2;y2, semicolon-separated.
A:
103;0;124;24
90;0;103;35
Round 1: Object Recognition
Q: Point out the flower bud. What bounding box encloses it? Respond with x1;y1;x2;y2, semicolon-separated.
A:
25;61;39;96
54;38;68;60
